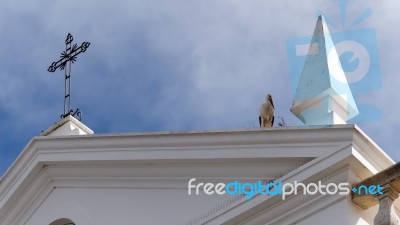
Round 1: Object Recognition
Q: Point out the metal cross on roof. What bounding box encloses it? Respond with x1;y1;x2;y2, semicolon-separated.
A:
48;33;90;120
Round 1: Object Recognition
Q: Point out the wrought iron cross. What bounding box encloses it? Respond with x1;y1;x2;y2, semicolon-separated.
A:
48;33;90;120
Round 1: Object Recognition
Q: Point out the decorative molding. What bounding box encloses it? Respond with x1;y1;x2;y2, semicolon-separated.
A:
0;125;395;225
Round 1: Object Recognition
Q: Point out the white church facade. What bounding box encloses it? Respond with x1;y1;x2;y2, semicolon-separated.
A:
0;116;398;225
0;15;399;225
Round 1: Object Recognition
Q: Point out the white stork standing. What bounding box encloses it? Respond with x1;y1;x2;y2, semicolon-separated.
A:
259;93;275;127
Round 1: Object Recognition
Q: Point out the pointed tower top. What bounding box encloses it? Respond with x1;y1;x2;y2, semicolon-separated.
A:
290;15;359;125
41;115;94;136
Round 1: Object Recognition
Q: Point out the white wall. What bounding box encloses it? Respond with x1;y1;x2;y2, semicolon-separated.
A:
26;187;231;225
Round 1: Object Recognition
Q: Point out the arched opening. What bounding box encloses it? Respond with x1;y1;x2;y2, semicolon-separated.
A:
49;218;75;225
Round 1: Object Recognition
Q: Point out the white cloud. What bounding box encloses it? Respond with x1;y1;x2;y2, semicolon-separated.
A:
0;0;398;174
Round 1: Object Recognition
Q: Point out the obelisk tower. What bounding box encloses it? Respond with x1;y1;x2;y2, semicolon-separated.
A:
291;15;359;125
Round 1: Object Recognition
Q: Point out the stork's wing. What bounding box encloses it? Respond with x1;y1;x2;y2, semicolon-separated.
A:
271;116;274;127
259;116;261;127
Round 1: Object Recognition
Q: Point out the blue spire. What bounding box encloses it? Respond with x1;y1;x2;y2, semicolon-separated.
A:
291;15;359;125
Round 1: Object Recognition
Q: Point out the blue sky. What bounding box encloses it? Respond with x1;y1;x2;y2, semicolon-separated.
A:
0;0;399;175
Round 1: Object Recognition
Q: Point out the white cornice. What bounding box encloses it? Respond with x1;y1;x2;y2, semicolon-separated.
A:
0;125;395;225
